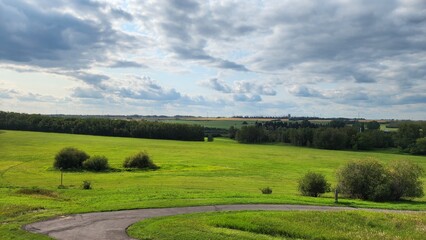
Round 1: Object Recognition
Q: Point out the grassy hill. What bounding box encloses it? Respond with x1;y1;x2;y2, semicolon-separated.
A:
0;130;425;239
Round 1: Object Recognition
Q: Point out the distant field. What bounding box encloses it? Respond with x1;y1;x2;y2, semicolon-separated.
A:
0;130;425;239
128;210;426;240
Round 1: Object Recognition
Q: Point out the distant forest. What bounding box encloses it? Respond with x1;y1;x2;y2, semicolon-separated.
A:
0;111;204;141
232;119;426;155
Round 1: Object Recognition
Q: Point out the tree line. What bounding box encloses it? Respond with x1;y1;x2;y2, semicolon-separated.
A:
233;120;426;155
0;111;204;141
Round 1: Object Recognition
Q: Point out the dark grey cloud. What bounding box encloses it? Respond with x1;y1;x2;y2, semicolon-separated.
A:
109;60;148;69
201;78;231;93
66;72;110;87
139;0;252;71
0;0;134;69
111;77;181;101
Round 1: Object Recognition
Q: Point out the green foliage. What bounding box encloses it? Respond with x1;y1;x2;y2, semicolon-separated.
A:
82;180;92;190
395;122;421;150
53;147;89;170
82;155;109;171
236;126;267;143
366;121;380;130
0;111;204;141
260;187;272;194
337;160;389;201
298;172;330;197
354;130;393;150
387;160;424;200
410;137;426;155
337;159;424;201
228;126;237;139
312;128;348;150
123;151;157;169
207;134;214;142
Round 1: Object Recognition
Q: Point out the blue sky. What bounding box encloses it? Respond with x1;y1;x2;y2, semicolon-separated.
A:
0;0;425;119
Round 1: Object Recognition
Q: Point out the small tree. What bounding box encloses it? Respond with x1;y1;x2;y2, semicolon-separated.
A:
83;155;109;171
123;151;157;169
337;159;388;201
411;137;426;155
54;147;89;170
298;172;330;197
387;160;424;200
337;159;424;201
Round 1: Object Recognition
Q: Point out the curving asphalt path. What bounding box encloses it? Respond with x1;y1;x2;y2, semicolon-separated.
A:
24;204;423;240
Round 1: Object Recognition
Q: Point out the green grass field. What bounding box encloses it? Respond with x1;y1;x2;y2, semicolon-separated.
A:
0;130;425;239
128;210;426;240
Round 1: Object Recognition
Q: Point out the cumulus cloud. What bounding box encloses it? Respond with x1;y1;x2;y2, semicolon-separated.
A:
107;76;181;101
71;87;104;99
201;78;231;93
201;78;277;97
0;0;135;69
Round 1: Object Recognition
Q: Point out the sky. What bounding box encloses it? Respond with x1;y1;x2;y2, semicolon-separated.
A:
0;0;425;119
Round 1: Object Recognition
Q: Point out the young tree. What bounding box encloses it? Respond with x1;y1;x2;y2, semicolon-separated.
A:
54;147;89;170
387;160;424;200
298;172;330;197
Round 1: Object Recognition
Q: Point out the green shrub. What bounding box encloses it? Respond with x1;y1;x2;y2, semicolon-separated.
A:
337;159;424;201
387;160;424;200
337;159;388;201
410;137;426;155
83;155;109;171
82;180;92;190
260;187;272;194
298;172;330;197
207;134;214;142
123;151;157;169
53;147;89;170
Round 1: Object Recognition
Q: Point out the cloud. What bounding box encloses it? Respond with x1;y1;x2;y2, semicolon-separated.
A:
108;60;147;68
233;94;262;102
109;76;181;101
288;85;324;98
201;78;231;93
0;0;135;69
71;87;104;99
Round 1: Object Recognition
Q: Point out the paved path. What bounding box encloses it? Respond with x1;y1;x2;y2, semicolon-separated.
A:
24;204;422;240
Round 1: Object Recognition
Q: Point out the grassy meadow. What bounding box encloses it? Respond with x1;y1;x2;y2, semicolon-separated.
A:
0;130;425;239
128;210;426;240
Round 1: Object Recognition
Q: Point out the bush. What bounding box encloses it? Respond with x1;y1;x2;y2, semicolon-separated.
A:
387;160;424;200
337;159;424;201
337;159;389;201
207;134;214;142
54;147;89;170
83;155;109;171
260;187;272;194
123;151;157;169
298;172;330;197
82;180;92;189
410;137;426;155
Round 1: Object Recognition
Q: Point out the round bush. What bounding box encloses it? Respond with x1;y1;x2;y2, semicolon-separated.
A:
123;151;157;169
337;159;388;201
298;172;330;197
54;147;89;170
83;155;109;171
